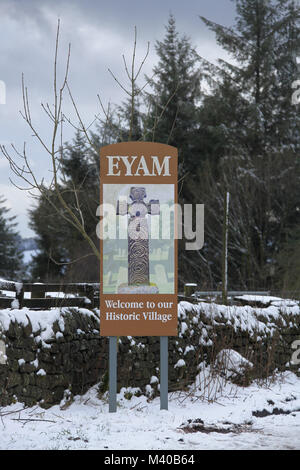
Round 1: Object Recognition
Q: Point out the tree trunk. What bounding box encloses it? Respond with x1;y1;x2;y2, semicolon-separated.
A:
222;191;230;305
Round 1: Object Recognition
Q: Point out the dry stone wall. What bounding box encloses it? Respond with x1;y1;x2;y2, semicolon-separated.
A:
0;308;104;408
0;299;299;408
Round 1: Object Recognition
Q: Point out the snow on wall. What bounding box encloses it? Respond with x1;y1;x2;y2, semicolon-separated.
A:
178;300;300;339
0;307;97;348
0;298;299;408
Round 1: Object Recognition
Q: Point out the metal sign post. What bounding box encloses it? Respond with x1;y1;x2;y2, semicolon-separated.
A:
109;336;117;413
160;336;168;410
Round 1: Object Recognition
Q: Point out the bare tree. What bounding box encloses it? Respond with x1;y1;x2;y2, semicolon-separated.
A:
0;21;153;268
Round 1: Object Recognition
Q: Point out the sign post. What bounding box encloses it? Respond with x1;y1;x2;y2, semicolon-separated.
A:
100;142;178;412
108;336;117;413
160;336;168;410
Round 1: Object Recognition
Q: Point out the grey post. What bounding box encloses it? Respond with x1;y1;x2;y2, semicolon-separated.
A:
109;336;117;413
160;336;168;410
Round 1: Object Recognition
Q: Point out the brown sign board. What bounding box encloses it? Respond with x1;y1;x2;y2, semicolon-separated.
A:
100;142;178;336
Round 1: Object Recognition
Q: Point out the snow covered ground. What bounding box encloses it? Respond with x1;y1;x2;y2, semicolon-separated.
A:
0;371;299;450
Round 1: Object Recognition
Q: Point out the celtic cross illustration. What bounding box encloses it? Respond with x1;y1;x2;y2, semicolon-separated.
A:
117;187;160;287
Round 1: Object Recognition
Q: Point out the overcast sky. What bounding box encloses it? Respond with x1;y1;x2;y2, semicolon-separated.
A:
0;0;236;238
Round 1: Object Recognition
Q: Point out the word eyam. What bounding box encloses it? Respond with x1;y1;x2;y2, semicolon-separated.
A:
106;155;171;176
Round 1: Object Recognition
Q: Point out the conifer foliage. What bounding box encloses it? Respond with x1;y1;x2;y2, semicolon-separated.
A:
27;2;300;290
193;0;300;289
144;15;202;185
0;196;23;280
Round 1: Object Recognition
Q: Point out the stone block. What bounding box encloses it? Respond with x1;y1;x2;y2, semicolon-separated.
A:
7;372;23;388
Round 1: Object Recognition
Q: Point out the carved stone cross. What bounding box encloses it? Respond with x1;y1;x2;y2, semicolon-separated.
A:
117;187;160;290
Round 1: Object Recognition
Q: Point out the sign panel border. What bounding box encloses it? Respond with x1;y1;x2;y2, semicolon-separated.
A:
100;141;178;337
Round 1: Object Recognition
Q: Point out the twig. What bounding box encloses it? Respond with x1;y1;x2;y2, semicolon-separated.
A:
12;418;56;424
0;407;29;417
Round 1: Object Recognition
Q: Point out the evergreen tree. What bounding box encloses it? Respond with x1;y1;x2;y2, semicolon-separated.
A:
193;0;300;289
144;15;202;189
200;0;300;156
278;225;300;292
117;94;143;142
142;15;204;287
0;196;23;280
29;131;100;281
61;130;91;186
29;190;69;281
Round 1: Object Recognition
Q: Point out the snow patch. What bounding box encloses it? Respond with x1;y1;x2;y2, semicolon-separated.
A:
174;359;186;368
215;349;253;381
184;345;195;355
150;376;159;384
10;299;19;309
